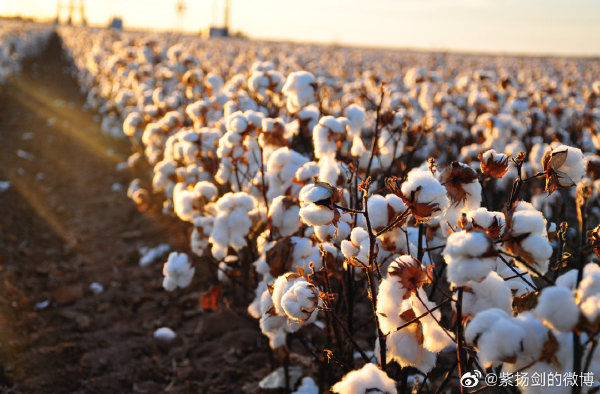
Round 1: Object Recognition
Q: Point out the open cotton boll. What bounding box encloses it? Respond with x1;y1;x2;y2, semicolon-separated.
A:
577;271;600;304
173;183;198;222
294;161;320;186
152;159;177;192
299;204;334;226
191;216;214;257
495;265;534;296
443;230;497;287
386;328;437;373
282;71;316;113
466;207;505;238
341;227;370;263
313;116;347;159
344;104;366;138
365;194;389;230
510;202;547;236
399;168;449;221
515;234;552;274
194;181;218;202
376;272;408;334
271;273;320;324
440;161;482;211
280;279;320;323
465;308;526;368
298;182;341;226
542;144;586;192
410;289;453;353
331;363;397;394
269;196;301;238
266;147;309;201
209;192;257;259
258;289;289;349
162;252;195;291
462;271;512;317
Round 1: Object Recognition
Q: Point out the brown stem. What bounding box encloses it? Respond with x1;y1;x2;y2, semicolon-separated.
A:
456;287;466;394
365;84;385;179
366;266;386;371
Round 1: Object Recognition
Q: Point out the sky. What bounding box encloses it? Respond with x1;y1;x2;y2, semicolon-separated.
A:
2;0;600;56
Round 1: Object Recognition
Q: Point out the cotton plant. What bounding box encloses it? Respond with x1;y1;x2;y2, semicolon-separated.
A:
375;257;452;373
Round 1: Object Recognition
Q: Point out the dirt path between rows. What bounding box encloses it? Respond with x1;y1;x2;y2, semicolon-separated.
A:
0;33;269;393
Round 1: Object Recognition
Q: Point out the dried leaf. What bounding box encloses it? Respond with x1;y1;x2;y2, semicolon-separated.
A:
399;308;417;322
266;237;294;277
200;284;221;311
512;291;538;314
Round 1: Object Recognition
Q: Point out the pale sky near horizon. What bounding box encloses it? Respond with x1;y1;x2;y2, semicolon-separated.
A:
3;0;600;56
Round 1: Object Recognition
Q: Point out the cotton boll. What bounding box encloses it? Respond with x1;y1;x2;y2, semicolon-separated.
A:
535;286;579;332
542;145;586;192
282;71;316;113
162;252;195;291
313;116;347;159
344;104;366;138
462;271;512;317
410;289;453;353
399;168;449;221
515;234;552;274
299;204;334;226
366;194;389;231
443;230;497;287
386;328;437;373
510;202;547;236
173;183;198;222
271;273;320;324
269;196;301;238
495;265;534;296
209;192;258;259
465;308;526;367
577;271;600;302
466;207;505;238
331;363;397;394
194;181;218;202
191;216;213;257
280;279;320;323
258;289;289;349
376;271;408;334
341;227;370;263
581;295;600;323
318;156;343;186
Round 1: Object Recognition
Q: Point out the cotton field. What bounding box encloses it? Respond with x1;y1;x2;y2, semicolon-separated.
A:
0;21;52;82
2;18;600;393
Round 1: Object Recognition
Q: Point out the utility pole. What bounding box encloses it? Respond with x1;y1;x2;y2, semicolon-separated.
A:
175;0;187;31
79;0;87;26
